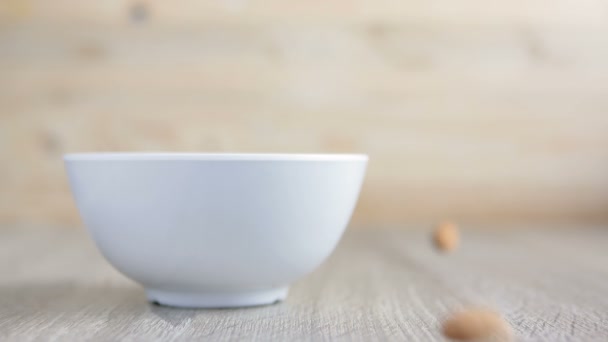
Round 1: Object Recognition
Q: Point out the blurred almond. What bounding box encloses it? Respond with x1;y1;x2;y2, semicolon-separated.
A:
433;221;459;252
442;308;512;341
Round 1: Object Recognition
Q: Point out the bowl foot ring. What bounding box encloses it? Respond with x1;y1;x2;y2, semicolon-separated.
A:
145;287;289;308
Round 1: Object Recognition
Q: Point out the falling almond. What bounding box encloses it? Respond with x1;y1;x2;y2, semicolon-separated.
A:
433;221;459;252
442;308;512;341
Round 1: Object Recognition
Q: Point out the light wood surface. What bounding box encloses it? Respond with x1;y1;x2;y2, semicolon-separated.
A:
2;1;608;226
1;225;606;341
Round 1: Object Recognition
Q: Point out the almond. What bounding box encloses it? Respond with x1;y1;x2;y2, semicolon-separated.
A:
433;221;459;252
442;308;512;341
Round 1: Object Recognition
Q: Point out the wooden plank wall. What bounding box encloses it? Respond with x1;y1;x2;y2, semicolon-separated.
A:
1;0;608;227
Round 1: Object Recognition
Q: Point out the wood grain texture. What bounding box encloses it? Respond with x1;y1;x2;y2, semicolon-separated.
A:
2;1;608;225
0;225;606;341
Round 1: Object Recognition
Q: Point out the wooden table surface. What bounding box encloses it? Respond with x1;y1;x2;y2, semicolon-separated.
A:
1;225;607;341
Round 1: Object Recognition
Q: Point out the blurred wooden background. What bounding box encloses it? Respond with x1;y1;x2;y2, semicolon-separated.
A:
1;0;608;227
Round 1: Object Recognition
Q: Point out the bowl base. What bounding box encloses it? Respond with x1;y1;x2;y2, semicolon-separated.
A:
145;287;289;308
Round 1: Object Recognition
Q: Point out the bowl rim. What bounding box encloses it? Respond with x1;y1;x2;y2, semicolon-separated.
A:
64;152;368;161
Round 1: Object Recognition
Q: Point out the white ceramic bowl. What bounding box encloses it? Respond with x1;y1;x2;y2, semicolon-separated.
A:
65;153;367;308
